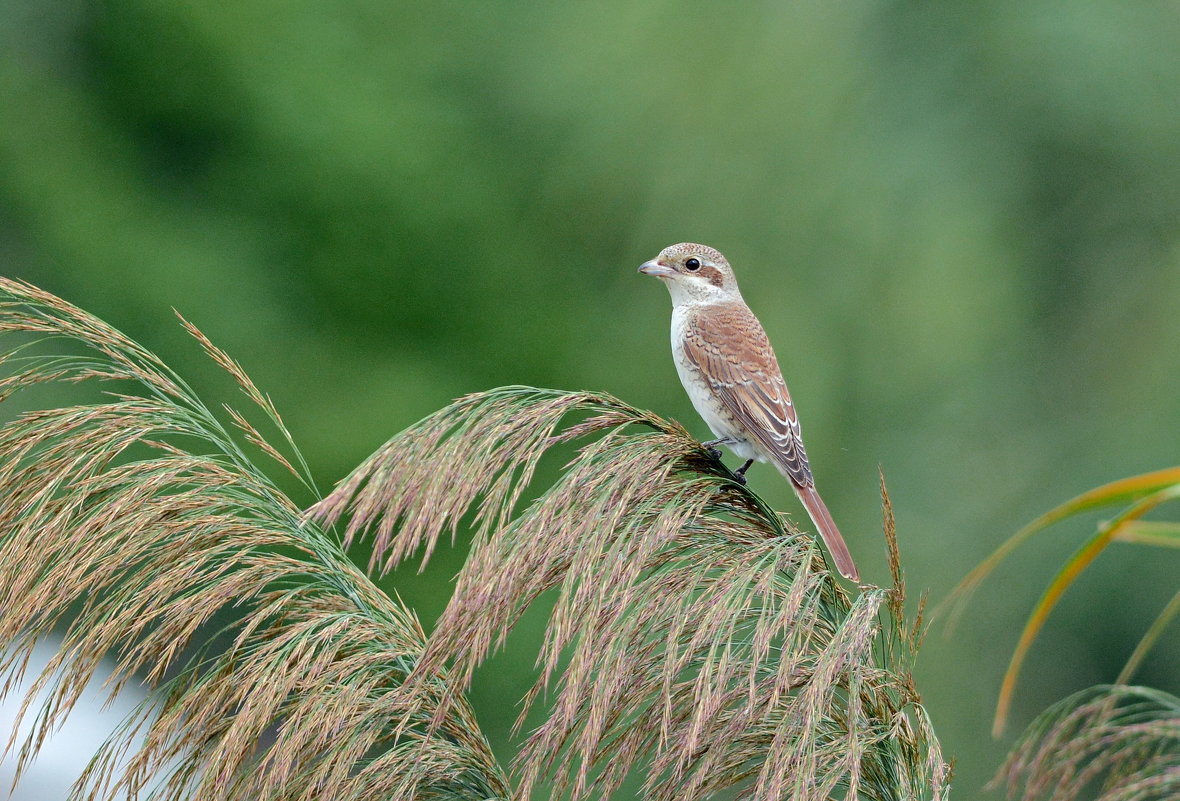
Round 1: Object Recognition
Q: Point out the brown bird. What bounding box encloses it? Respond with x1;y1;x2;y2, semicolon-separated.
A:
639;242;859;581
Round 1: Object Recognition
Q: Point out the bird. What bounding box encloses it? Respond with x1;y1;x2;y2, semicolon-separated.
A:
639;242;859;581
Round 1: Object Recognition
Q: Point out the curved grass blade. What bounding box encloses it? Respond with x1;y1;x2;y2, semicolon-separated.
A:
992;485;1180;736
1116;586;1180;686
942;466;1180;631
1113;520;1180;548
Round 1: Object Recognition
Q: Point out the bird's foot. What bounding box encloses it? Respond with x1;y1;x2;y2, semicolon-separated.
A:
732;458;754;486
701;438;730;461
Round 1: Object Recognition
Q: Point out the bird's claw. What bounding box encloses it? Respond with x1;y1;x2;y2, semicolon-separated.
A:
732;458;754;486
701;438;727;461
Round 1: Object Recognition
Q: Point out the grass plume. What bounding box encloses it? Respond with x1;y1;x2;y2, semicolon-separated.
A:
996;685;1180;801
312;388;947;800
0;278;508;800
0;276;945;800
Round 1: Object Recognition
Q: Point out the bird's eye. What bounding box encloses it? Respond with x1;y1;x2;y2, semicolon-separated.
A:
685;258;701;271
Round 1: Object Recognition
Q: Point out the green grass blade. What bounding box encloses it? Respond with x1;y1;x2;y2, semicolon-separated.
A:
1116;586;1180;685
1113;519;1180;548
942;466;1180;631
992;484;1180;736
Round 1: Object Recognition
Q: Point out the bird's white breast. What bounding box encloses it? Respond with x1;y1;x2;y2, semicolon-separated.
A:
669;306;761;462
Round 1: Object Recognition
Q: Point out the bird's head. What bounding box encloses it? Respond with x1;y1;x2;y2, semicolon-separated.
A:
638;243;741;306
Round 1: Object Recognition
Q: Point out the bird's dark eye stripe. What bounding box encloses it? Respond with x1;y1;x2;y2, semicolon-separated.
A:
685;258;701;271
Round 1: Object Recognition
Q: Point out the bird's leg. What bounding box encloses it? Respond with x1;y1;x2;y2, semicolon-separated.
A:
732;458;754;485
701;437;731;460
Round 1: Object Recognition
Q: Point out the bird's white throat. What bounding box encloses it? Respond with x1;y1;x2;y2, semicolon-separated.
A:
660;276;741;307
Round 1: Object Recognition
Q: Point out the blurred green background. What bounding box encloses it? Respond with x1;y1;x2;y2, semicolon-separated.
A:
3;0;1179;795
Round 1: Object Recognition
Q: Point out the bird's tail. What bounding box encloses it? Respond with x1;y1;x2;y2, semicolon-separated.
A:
794;484;859;582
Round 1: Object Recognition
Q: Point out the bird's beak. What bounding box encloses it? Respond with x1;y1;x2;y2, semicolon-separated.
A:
638;259;675;278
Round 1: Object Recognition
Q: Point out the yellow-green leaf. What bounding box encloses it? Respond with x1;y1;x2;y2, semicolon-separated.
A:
993;484;1180;736
943;466;1180;631
1113;520;1180;548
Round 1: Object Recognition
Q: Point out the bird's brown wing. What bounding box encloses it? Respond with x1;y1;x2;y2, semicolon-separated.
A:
683;303;859;581
682;303;814;488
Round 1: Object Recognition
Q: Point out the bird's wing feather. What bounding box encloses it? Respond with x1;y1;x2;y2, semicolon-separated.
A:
682;303;814;487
